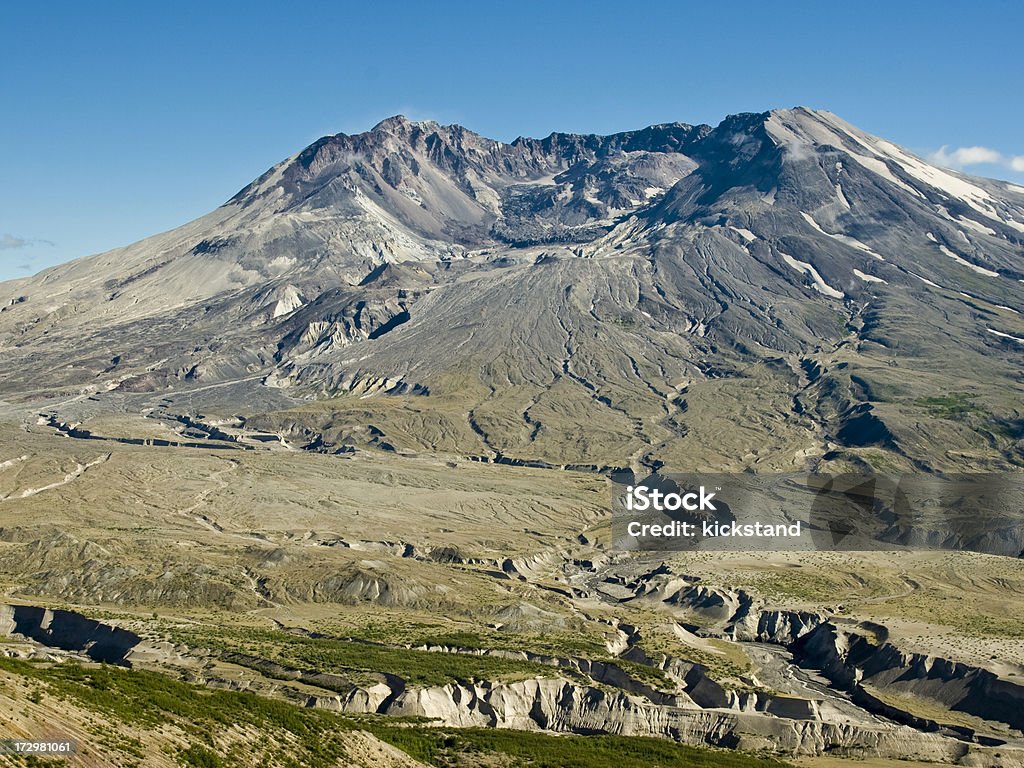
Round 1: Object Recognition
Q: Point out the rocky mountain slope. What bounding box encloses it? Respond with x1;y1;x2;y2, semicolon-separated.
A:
1;108;1023;472
3;107;1024;767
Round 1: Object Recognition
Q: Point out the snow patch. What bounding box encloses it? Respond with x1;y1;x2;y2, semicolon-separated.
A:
957;217;997;236
765;111;921;197
834;184;851;210
872;140;1024;233
874;139;1002;217
268;255;296;272
800;212;884;260
853;269;886;284
987;328;1024;344
851;154;921;195
908;271;940;288
779;250;845;299
937;245;999;277
730;227;756;242
1001;216;1024;233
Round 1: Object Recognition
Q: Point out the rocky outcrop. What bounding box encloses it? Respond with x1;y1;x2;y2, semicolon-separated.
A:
734;607;827;645
308;676;1018;766
40;414;249;452
664;584;753;625
657;581;826;644
4;602;1021;765
652;572;1024;741
794;622;1024;733
0;603;140;665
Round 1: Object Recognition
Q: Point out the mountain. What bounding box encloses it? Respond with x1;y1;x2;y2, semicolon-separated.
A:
1;108;1023;472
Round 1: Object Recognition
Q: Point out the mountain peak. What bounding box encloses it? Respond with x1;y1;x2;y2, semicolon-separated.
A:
371;114;442;135
708;106;846;139
2;107;1022;480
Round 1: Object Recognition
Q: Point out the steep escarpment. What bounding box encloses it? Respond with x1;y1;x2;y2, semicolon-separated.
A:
640;573;1024;738
4;603;1021;766
0;603;140;665
795;622;1024;732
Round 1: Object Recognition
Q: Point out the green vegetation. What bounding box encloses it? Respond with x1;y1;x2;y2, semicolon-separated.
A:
613;658;675;690
169;622;684;693
861;684;1016;736
344;620;609;658
0;655;354;767
0;656;789;768
170;625;566;687
177;744;225;767
856;448;906;474
890;598;1024;640
367;724;790;768
672;646;752;687
743;570;841;604
914;392;982;419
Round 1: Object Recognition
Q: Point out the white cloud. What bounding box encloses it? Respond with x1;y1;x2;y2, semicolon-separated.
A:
935;145;1002;166
0;233;54;252
0;234;29;250
929;144;1024;174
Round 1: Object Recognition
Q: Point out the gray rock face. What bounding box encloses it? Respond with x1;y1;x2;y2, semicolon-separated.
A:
326;677;1014;766
231;116;706;247
648;576;1024;741
0;603;140;665
795;622;1024;732
2;108;1021;474
4;602;1021;766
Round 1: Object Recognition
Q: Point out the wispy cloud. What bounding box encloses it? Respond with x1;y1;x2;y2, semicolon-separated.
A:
0;234;29;250
929;145;1024;173
0;233;54;251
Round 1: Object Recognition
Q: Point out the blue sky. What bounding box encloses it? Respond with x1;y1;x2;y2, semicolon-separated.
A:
2;0;1023;281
